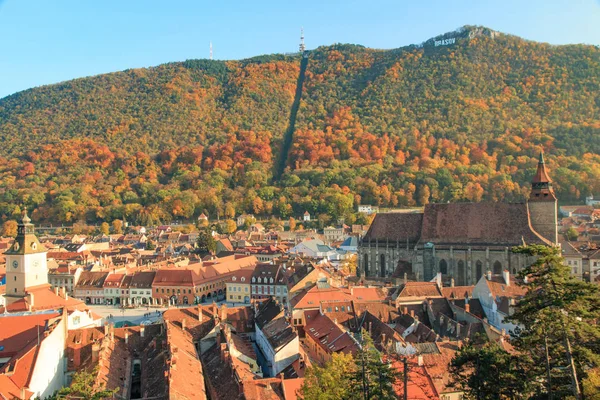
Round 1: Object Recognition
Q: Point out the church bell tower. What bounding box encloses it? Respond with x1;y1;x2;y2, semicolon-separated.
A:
4;211;48;304
528;152;558;244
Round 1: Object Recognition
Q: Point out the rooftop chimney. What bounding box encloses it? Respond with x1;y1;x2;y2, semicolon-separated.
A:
465;303;470;313
403;272;408;284
503;270;510;286
140;325;145;338
54;286;59;296
181;318;186;331
450;278;455;288
198;306;203;322
418;355;423;367
91;342;101;363
125;331;129;344
487;270;492;281
435;272;442;288
410;310;415;318
104;323;109;336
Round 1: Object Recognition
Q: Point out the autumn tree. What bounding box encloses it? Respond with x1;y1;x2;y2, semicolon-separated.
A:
289;217;297;231
300;352;356;400
100;222;110;236
2;220;17;237
111;219;123;234
223;219;237;234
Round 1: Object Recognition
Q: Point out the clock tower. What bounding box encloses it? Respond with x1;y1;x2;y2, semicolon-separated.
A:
4;211;48;304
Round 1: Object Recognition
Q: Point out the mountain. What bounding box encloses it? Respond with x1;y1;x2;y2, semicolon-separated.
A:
0;26;599;226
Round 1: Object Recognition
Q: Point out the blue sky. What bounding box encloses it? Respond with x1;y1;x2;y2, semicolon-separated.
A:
1;0;599;99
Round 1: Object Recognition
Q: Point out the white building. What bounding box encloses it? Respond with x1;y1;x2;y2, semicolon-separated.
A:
303;211;311;222
585;195;600;207
0;312;68;399
254;298;299;377
358;204;379;215
472;270;525;333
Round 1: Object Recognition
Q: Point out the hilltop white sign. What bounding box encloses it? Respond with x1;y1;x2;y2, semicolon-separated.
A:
434;38;456;47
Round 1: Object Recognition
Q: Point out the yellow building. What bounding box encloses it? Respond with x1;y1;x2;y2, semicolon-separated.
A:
225;268;254;304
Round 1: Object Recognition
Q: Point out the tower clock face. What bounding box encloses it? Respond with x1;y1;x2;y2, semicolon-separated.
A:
12;260;18;268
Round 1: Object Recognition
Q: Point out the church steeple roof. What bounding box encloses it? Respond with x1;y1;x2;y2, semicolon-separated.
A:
532;151;552;184
530;151;556;201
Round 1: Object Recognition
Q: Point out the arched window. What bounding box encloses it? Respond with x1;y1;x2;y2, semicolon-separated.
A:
457;260;465;286
380;254;386;278
512;268;517;275
476;261;483;281
439;259;448;275
493;261;502;275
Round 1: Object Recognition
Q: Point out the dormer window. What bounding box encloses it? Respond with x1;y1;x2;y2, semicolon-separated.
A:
232;276;237;282
31;242;37;250
241;277;245;282
252;277;255;283
270;278;274;284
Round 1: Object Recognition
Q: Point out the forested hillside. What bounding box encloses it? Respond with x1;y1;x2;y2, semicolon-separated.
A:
0;26;599;225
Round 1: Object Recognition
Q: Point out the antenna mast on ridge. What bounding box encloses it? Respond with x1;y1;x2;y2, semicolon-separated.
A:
299;27;306;53
210;42;213;60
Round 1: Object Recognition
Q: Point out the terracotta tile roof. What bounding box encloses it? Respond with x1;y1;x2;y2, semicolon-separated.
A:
103;273;125;287
291;286;353;309
0;374;32;399
281;378;304;400
129;271;156;288
76;271;109;288
242;377;285;400
0;312;60;358
6;286;87;313
153;269;197;286
166;321;207;399
396;282;442;299
441;286;474;299
420;203;551;246
200;343;241;399
305;313;358;355
350;287;389;302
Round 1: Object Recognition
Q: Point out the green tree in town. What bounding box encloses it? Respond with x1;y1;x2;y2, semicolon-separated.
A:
54;367;118;400
507;245;600;399
450;339;534;399
300;352;356;400
351;329;401;400
196;229;216;255
565;227;579;241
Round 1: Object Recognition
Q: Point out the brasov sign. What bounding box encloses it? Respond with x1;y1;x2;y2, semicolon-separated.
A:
434;38;456;47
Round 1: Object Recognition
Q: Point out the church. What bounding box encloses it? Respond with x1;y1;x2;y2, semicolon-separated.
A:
358;153;558;285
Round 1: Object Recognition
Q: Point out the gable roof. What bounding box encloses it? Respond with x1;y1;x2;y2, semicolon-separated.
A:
420;202;550;246
363;213;423;243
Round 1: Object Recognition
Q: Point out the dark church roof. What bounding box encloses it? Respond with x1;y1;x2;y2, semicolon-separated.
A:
365;203;551;247
362;213;423;243
420;202;550;246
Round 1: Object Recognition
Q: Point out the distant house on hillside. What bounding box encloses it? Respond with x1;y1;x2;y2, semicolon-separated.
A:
586;195;600;207
358;205;379;215
197;213;208;223
303;211;311;222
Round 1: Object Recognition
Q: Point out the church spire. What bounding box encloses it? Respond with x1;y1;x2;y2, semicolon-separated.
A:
530;150;555;201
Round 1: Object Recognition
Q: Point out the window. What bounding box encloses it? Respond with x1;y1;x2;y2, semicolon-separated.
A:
439;259;448;275
156;288;159;292
493;261;502;275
